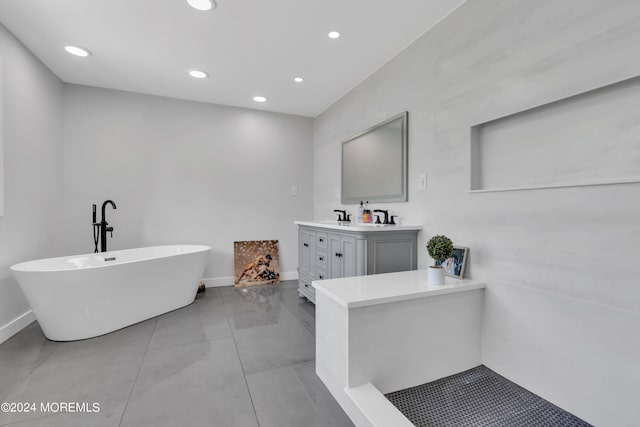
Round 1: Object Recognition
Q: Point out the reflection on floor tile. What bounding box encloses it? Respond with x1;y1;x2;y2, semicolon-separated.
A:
0;319;155;425
0;281;351;427
121;338;258;427
148;290;231;349
279;287;315;335
222;285;282;330
4;401;127;427
247;361;354;427
0;323;56;403
227;287;316;374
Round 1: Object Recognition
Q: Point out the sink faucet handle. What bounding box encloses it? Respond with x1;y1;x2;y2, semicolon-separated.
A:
389;215;398;225
374;215;382;225
333;209;346;222
373;209;390;224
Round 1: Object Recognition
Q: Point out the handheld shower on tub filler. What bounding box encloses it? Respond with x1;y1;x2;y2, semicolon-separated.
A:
92;200;117;253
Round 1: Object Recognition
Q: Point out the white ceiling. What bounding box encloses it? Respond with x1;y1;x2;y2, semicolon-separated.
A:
0;0;464;117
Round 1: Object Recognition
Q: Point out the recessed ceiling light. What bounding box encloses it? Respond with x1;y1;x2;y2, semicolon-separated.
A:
294;77;304;83
188;69;208;79
328;31;341;39
186;0;216;11
64;46;91;57
253;96;267;103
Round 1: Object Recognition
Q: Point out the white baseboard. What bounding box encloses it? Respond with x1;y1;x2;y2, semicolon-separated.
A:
201;276;235;288
202;270;298;288
0;310;36;344
279;270;299;281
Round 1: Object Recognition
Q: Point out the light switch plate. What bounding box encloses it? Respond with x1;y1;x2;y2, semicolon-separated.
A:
418;173;427;191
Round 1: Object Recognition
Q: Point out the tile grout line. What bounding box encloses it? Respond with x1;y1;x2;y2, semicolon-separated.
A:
278;288;321;410
219;287;262;427
0;327;71;427
0;411;58;426
278;287;316;338
117;318;159;427
143;295;231;352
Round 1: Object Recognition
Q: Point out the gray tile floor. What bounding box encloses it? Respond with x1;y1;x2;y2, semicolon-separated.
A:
0;281;354;427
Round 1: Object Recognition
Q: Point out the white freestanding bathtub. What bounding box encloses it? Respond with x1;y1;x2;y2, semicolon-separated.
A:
11;245;210;341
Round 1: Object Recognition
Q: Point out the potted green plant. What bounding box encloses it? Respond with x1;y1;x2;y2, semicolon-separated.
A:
426;234;453;285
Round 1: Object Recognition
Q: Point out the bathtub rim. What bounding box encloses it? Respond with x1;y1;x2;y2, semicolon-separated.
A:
10;244;211;273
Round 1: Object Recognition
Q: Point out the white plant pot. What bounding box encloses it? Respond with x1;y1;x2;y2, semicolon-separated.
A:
428;266;445;286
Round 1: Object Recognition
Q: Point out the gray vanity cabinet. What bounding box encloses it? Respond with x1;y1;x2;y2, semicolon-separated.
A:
296;222;420;303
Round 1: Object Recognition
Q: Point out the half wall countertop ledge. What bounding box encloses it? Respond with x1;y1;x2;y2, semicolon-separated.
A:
313;269;485;308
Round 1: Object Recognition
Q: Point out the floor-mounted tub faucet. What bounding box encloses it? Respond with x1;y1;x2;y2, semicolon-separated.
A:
100;200;117;252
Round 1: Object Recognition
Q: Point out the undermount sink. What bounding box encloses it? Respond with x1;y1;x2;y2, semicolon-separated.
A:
317;221;392;227
294;220;421;233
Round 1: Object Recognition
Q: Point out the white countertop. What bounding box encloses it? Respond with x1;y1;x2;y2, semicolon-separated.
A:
295;220;422;232
313;269;485;308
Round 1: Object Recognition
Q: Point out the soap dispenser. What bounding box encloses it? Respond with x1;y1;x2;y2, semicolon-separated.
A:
357;201;364;224
363;201;372;224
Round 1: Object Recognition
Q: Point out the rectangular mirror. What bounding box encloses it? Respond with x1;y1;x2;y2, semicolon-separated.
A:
341;111;408;204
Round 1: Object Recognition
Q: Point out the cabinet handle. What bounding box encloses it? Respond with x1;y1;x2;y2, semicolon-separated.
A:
335;252;343;258
303;243;309;247
319;275;324;280
319;256;324;261
319;238;324;242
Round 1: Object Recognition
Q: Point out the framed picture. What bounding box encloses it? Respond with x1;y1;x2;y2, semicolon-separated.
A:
234;240;280;287
439;246;468;279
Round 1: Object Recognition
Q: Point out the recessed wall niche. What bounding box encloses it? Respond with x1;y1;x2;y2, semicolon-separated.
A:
470;75;640;192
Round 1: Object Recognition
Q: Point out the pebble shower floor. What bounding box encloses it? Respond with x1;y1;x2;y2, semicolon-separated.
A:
385;365;593;427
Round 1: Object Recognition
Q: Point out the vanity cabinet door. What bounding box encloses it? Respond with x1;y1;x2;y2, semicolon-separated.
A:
340;235;356;278
299;229;316;278
329;234;342;279
328;233;357;279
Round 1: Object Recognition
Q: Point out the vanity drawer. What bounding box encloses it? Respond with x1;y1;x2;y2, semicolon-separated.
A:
316;269;328;281
317;232;328;250
298;277;315;302
316;249;328;270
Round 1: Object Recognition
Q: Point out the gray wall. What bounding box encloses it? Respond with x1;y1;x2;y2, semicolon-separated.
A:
313;1;640;425
0;24;63;340
62;84;313;282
